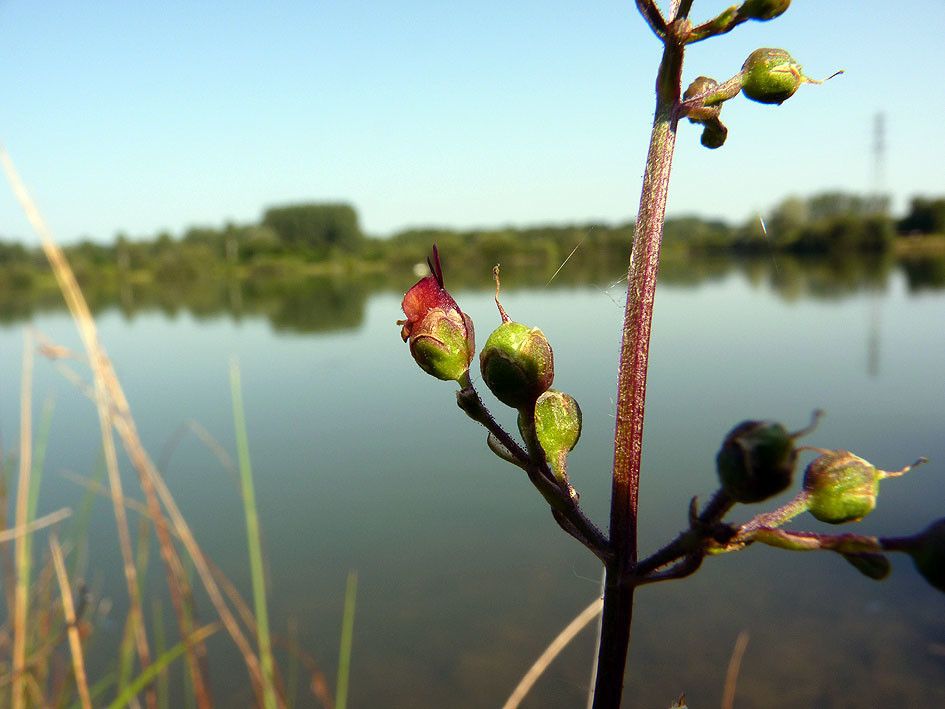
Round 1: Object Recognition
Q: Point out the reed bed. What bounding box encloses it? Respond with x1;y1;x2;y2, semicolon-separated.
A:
0;146;344;706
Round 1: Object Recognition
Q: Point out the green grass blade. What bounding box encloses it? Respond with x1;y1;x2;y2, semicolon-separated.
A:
152;600;169;709
286;621;299;709
229;359;277;709
26;397;55;525
13;332;35;709
335;571;358;709
118;515;153;698
106;623;219;709
68;671;116;709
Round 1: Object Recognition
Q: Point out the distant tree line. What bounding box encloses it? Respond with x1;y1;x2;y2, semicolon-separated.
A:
1;194;944;291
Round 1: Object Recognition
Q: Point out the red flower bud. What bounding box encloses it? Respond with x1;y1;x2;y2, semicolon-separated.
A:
398;246;475;382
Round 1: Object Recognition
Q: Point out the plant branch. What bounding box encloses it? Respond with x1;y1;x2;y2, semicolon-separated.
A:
634;490;735;578
456;384;610;559
637;553;704;585
723;492;811;549
635;0;667;38
672;0;695;21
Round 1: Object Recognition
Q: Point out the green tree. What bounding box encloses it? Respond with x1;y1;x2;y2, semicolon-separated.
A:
262;203;362;254
899;196;945;235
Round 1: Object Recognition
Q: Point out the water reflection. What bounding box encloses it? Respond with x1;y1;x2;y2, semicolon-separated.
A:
1;252;943;332
900;254;945;292
2;252;943;708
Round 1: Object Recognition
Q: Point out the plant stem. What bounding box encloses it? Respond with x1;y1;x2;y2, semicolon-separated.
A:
592;21;684;707
456;384;610;558
230;361;278;709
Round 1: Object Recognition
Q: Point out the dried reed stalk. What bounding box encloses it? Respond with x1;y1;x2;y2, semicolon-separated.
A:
0;147;200;708
502;596;604;709
12;332;34;709
1;146;288;707
0;508;73;544
49;534;92;709
722;630;750;709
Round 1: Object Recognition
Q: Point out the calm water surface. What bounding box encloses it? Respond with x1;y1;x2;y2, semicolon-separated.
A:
1;258;943;707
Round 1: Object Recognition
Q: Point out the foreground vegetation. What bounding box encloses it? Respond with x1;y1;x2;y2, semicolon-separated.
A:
1;149;356;708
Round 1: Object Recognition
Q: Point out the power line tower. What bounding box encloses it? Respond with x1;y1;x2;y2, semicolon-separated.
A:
866;112;886;378
870;112;887;214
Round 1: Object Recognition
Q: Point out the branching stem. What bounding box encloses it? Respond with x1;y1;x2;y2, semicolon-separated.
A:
591;15;685;706
456;383;610;560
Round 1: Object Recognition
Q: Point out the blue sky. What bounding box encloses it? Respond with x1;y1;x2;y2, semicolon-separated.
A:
1;1;942;244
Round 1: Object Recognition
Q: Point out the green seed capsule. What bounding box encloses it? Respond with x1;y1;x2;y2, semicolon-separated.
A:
909;518;945;593
803;450;880;524
716;420;797;503
532;390;582;482
739;0;791;21
480;321;554;409
741;48;805;105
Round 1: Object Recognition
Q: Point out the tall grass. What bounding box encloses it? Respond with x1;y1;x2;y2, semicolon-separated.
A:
230;360;277;709
335;571;358;709
49;533;92;709
11;332;34;709
1;145;343;706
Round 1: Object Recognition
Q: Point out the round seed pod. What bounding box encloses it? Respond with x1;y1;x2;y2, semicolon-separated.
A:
803;450;881;524
909;518;945;594
480;321;554;409
741;48;805;104
700;119;728;149
740;0;791;21
716;420;797;503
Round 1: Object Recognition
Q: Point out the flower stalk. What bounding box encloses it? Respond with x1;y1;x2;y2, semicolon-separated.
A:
592;10;685;705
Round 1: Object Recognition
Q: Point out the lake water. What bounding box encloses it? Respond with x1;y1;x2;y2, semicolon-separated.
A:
1;254;944;707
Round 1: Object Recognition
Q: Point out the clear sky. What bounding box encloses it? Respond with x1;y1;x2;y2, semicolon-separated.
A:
1;1;943;244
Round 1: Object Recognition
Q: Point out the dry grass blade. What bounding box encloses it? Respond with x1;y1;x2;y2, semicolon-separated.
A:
49;534;92;709
502;596;604;709
44;330;280;700
60;471;150;517
28;278;273;702
2;146;286;707
721;630;750;709
158;420;239;488
94;352;279;705
0;451;17;617
0;508;73;544
1;146;201;708
12;332;34;709
97;361;273;703
273;633;335;709
62;469;258;635
62;468;293;709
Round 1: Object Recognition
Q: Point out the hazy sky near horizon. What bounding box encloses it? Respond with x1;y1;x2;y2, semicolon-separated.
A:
1;1;943;245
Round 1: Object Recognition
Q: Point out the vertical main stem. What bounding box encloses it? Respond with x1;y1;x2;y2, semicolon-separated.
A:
610;104;676;568
592;32;682;708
